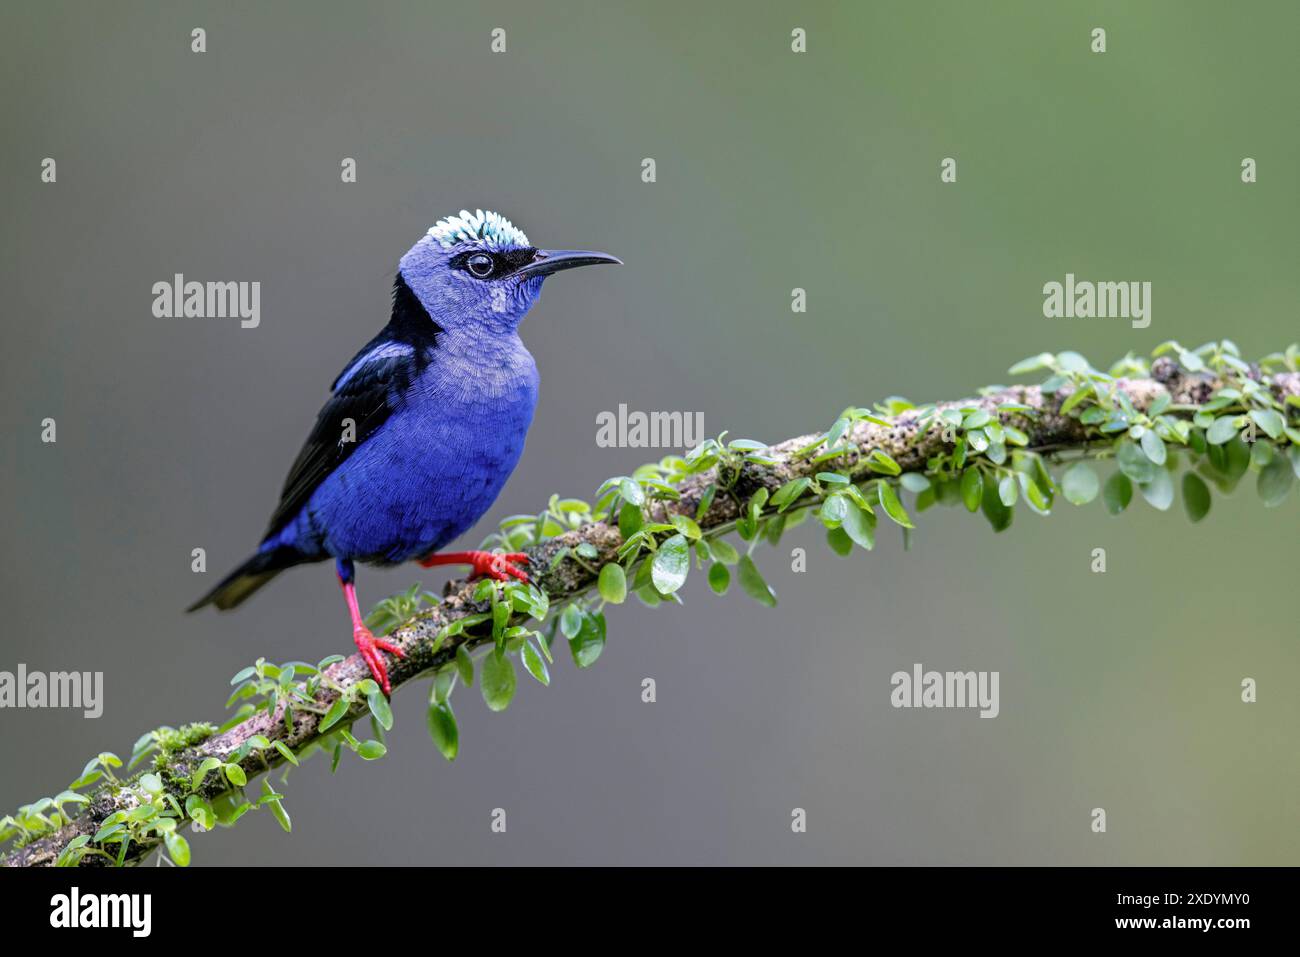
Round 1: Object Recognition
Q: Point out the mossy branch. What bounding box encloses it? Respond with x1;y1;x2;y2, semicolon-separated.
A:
4;342;1297;867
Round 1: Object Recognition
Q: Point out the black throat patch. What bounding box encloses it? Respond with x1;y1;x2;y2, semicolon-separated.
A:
388;272;445;346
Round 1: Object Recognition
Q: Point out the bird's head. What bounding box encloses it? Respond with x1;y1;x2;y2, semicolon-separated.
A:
398;209;620;335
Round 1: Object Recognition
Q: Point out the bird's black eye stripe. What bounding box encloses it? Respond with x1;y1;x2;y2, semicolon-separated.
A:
496;248;539;273
450;248;540;280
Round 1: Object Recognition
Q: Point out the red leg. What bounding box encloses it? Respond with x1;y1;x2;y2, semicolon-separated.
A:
339;574;405;695
419;550;530;583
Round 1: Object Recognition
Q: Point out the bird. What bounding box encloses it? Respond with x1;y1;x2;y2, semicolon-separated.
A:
188;209;620;694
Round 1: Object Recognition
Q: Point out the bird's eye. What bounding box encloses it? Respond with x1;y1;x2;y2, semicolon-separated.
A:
466;253;495;278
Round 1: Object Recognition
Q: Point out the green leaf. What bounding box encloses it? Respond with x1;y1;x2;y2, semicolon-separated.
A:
1061;463;1100;505
619;478;645;506
1018;468;1051;514
1009;353;1054;375
1206;416;1240;446
184;795;215;829
260;779;291;833
737;556;777;607
651;534;690;595
826;526;853;556
568;610;606;668
1257;454;1295;507
708;538;739;564
1058;383;1093;416
273;741;299;767
821;492;850;526
560;604;583;639
139;773;163;794
618;502;643;539
521;640;550;686
320;695;350;732
491;599;510;642
840;502;876;550
190;757;222;792
770;477;811;511
455;644;474;687
1181;473;1211;523
1140;429;1167;465
866;449;901;475
669;513;702;540
694;483;715;522
1249;408;1285;440
997;474;1018;507
433;667;455;705
1138;469;1174;511
708;562;731;594
1056;350;1089;373
1222;436;1251;486
366;689;393;732
224;763;247;787
164;832;191;867
1003;425;1029;447
1103;472;1132;515
480;649;517;712
70;769;103;790
960;468;983;513
356;740;387;760
427;700;458;761
56;835;91;867
267;799;292;834
597;563;627;604
1116;439;1156;484
980;473;1013;532
876;482;914;528
899;472;931;493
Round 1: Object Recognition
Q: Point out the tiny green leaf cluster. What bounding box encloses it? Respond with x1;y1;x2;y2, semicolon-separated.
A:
421;577;554;759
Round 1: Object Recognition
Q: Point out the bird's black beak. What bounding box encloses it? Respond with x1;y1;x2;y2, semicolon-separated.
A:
516;249;622;279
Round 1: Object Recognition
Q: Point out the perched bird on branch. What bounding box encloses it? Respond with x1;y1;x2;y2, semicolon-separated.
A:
188;210;620;693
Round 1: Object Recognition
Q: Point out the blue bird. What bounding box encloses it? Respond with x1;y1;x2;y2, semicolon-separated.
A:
189;210;620;693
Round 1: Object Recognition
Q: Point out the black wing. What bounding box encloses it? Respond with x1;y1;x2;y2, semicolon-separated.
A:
262;275;441;538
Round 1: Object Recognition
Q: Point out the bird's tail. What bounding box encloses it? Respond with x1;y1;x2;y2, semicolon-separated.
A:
186;546;304;613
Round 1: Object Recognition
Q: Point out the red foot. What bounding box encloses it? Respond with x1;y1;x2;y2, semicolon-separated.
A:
419;550;530;583
354;625;405;696
338;574;405;695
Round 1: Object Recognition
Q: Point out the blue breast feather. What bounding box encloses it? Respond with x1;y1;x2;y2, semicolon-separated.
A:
264;338;538;565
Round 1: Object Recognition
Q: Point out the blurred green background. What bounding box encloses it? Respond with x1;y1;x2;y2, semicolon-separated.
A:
1;0;1296;865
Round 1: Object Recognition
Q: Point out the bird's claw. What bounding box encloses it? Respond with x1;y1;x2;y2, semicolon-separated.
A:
470;550;530;583
353;625;405;696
